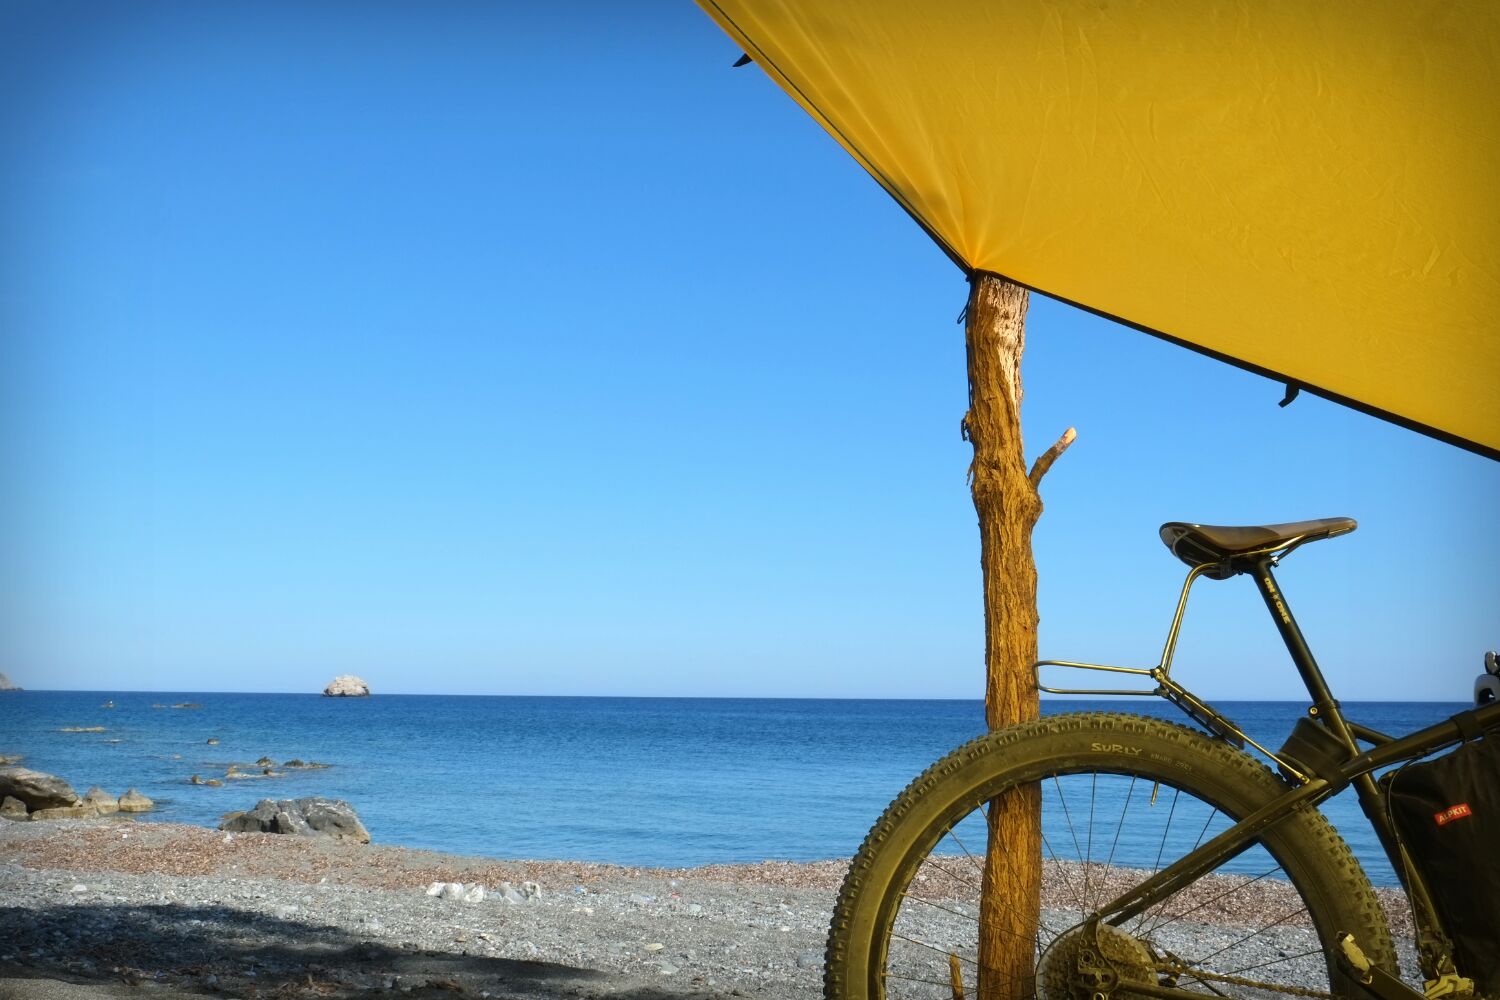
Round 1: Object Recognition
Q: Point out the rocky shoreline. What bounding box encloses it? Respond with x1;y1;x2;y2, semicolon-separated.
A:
0;819;1422;999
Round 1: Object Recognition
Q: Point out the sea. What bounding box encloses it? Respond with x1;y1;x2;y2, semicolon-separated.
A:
0;692;1471;886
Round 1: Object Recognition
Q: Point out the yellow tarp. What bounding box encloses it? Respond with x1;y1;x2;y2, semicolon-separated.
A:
697;1;1500;458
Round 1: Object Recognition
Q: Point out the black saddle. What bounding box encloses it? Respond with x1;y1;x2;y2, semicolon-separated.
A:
1159;517;1356;578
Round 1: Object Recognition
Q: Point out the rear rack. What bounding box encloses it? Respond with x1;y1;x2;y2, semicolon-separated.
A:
1034;561;1311;781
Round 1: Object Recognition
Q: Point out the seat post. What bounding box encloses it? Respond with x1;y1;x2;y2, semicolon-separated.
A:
1247;556;1358;751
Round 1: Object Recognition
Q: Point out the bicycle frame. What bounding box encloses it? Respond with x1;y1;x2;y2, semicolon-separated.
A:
1037;552;1500;1000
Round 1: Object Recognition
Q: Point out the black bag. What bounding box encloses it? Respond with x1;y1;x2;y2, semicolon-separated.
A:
1387;735;1500;991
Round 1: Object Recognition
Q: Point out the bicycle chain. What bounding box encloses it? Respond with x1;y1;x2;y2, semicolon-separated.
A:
1153;958;1335;999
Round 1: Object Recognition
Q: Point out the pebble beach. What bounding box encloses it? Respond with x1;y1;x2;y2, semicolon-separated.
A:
0;818;1422;1000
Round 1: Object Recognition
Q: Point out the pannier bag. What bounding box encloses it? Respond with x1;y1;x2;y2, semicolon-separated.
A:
1386;735;1500;993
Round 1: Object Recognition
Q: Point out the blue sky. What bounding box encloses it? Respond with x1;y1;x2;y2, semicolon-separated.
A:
3;1;1495;701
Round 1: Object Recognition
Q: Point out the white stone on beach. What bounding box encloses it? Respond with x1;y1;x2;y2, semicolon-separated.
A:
462;885;485;903
439;882;465;900
644;942;665;952
425;882;445;897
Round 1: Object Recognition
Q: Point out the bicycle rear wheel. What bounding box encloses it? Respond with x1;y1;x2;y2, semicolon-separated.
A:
826;713;1398;1000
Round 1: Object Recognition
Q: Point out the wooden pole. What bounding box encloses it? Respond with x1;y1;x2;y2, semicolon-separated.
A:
962;272;1074;999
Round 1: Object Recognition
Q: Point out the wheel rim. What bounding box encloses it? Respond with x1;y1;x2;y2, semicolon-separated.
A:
874;768;1346;999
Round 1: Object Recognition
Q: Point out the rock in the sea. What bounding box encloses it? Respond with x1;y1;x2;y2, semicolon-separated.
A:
1;795;27;819
218;797;370;843
83;787;120;815
205;778;224;787
206;738;219;745
255;757;274;767
322;675;371;697
57;727;106;733
0;767;80;811
117;789;154;813
0;673;19;692
0;754;22;766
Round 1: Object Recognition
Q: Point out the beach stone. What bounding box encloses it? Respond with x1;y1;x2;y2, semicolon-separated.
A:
273;809;312;835
82;787;120;815
31;803;99;820
217;796;369;842
300;797;370;842
322;674;371;697
440;882;465;900
462;885;485;903
0;767;80;810
118;789;154;813
425;882;445;897
219;799;284;833
1;795;27;818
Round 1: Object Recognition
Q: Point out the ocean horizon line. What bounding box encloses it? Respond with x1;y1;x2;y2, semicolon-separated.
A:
1;688;1469;704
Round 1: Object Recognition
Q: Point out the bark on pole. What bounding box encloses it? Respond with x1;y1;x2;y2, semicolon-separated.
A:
962;272;1074;999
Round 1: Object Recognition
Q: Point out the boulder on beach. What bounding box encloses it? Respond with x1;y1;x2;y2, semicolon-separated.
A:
322;675;370;697
219;797;370;843
83;787;120;815
0;673;19;691
118;789;154;813
1;796;27;819
30;804;97;821
0;767;80;811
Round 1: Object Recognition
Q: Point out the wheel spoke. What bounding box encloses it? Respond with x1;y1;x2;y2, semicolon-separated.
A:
829;719;1386;1000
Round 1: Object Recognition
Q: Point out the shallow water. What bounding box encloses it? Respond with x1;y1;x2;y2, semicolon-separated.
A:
0;691;1465;881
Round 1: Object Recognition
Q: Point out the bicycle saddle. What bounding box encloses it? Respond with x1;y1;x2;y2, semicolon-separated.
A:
1159;517;1357;578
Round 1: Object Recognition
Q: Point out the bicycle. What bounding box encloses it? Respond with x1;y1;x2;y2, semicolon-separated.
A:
824;517;1500;1000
